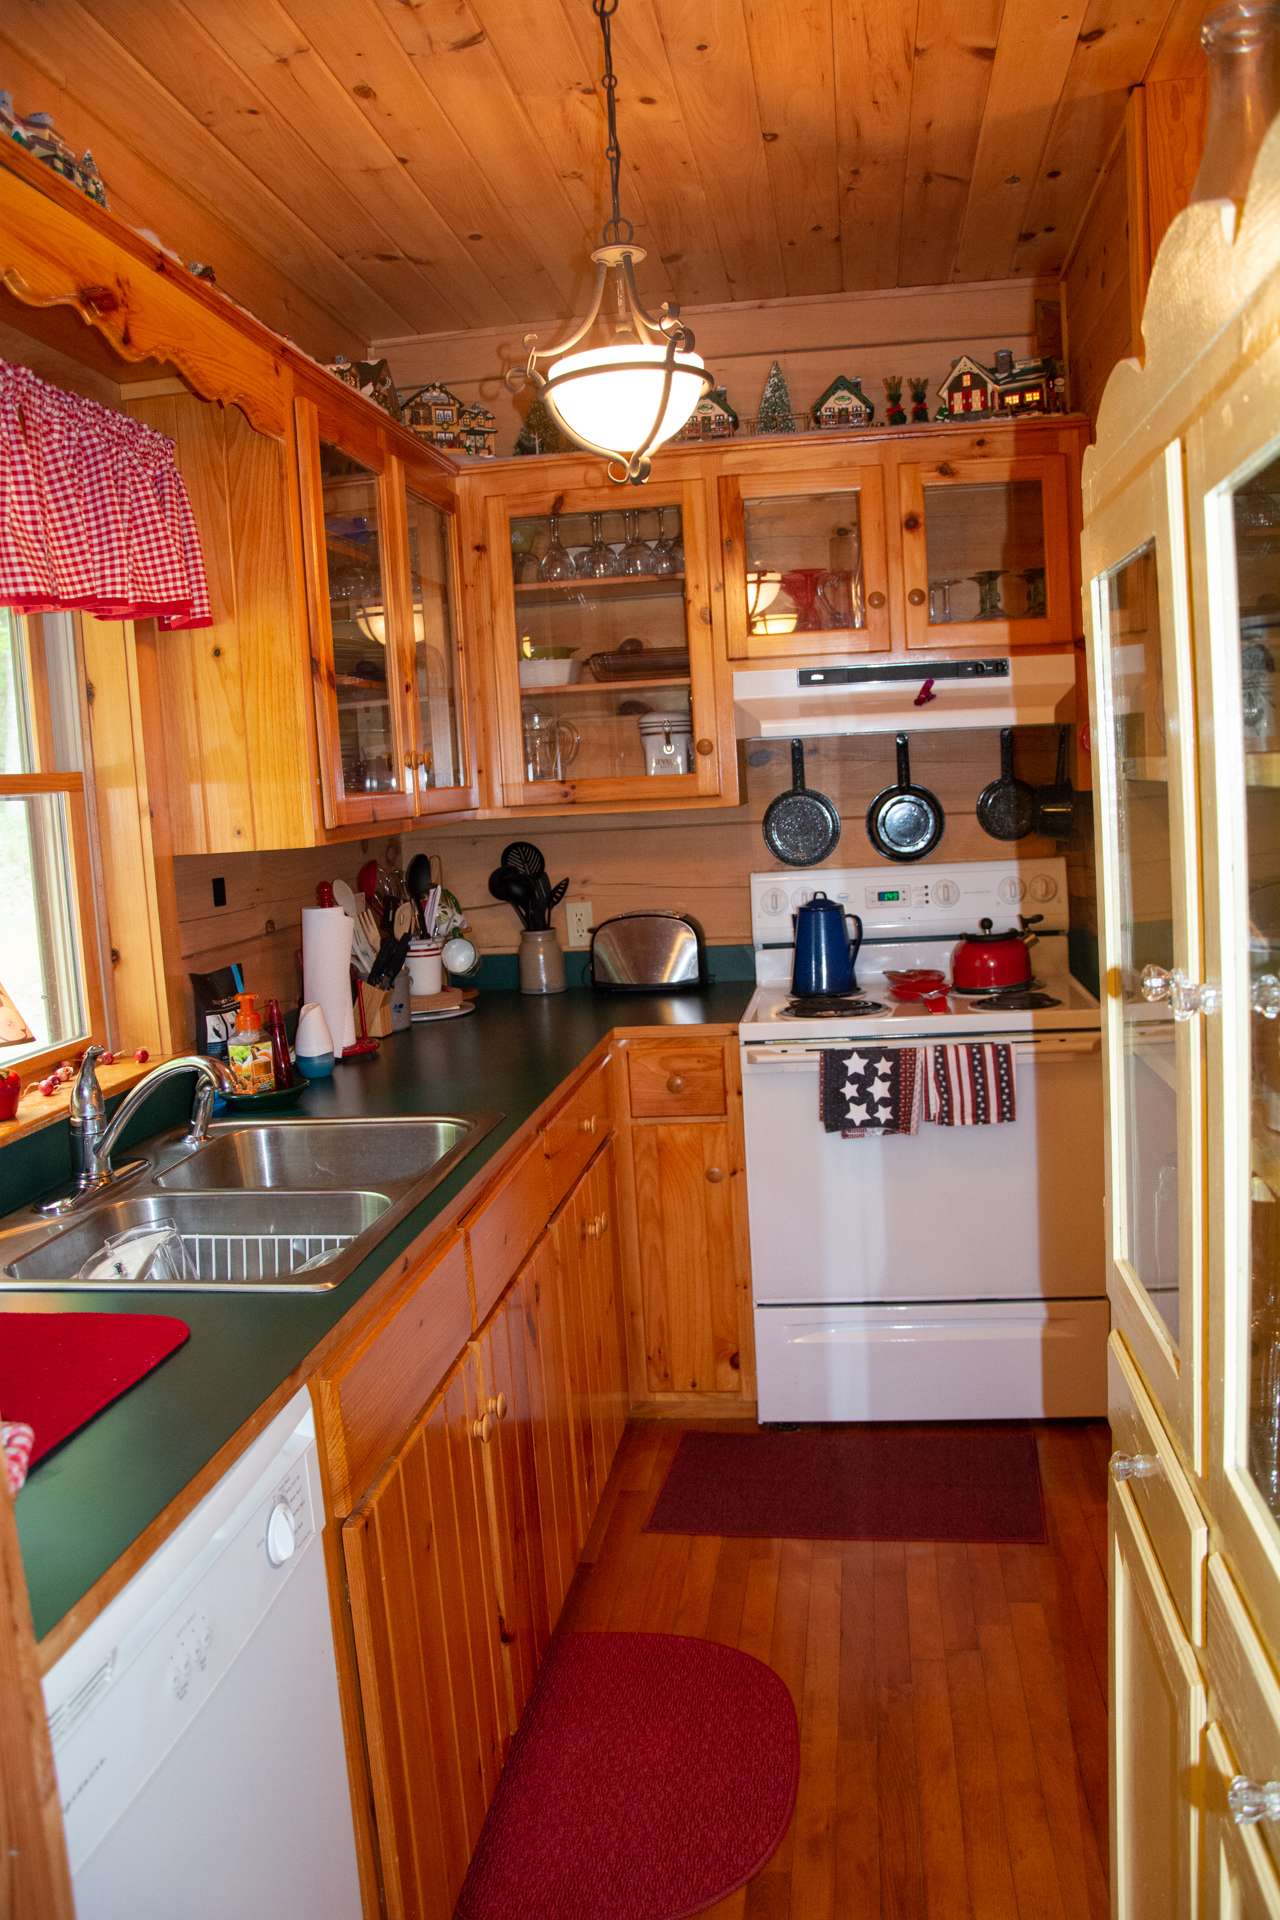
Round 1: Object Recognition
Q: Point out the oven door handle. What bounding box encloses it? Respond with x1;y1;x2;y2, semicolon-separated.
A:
743;1035;1100;1069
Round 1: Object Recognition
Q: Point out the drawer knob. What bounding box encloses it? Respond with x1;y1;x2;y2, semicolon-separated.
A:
867;590;886;610
579;1115;598;1135
1109;1450;1159;1483
695;737;714;757
487;1392;508;1421
1229;1775;1280;1825
473;1410;496;1445
706;1166;725;1184
908;588;927;607
584;1211;608;1239
666;1073;686;1094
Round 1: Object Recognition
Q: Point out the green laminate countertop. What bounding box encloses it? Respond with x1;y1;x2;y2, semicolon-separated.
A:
9;982;751;1644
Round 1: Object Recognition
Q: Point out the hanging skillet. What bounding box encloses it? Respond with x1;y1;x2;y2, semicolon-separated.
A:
866;733;944;862
976;728;1036;841
761;739;841;867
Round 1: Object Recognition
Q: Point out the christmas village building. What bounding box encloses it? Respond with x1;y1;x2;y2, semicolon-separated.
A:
938;349;1064;418
677;387;739;441
811;375;875;429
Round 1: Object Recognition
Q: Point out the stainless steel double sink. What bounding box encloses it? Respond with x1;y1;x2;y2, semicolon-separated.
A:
0;1114;501;1294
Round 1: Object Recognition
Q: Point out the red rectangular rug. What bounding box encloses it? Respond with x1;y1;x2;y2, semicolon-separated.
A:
644;1424;1046;1545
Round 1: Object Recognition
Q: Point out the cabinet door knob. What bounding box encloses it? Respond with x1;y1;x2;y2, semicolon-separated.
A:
583;1211;607;1239
706;1166;725;1184
473;1410;496;1444
867;590;886;610
1109;1450;1159;1483
666;1073;686;1094
908;588;927;607
695;737;714;756
1140;963;1221;1020
1229;1775;1280;1825
404;751;417;770
579;1114;598;1135
487;1392;508;1421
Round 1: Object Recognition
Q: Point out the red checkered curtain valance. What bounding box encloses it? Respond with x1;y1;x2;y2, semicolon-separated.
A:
0;359;211;629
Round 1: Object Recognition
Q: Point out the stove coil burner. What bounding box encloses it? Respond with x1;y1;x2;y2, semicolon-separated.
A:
779;994;888;1019
960;987;1062;1010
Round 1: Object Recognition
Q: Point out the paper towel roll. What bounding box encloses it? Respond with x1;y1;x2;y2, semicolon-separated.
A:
302;907;356;1055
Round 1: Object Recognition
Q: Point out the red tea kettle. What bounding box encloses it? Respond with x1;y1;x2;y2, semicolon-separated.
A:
951;915;1043;993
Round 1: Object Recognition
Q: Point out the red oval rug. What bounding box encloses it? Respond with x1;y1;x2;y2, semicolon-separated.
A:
456;1631;799;1920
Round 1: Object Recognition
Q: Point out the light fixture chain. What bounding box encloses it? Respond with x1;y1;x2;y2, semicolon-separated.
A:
594;0;632;245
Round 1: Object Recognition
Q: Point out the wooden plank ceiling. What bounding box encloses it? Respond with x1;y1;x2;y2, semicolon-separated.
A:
0;0;1206;359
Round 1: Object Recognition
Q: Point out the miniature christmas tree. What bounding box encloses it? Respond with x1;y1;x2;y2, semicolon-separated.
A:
514;394;571;457
883;374;906;427
756;360;796;435
908;377;930;424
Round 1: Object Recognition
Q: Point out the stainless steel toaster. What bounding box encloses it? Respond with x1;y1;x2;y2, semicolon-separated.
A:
586;912;707;992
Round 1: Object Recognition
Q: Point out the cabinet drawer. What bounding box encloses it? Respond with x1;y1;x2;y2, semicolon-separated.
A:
313;1230;471;1515
543;1060;612;1211
1109;1331;1209;1644
628;1042;727;1118
465;1138;552;1327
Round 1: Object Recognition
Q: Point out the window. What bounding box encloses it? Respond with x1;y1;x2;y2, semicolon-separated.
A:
0;608;107;1074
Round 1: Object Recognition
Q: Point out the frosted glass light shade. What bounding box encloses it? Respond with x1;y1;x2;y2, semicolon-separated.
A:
546;343;707;458
747;570;783;621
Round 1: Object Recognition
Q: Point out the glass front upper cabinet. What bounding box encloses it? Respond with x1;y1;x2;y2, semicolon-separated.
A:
489;486;723;803
900;454;1073;648
720;468;890;658
403;487;472;812
1086;444;1204;1468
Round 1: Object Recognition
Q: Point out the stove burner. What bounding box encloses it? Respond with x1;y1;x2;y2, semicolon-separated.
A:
779;994;888;1019
958;987;1062;1011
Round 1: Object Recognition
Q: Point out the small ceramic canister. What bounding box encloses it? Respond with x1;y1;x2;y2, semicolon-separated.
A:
519;929;566;995
407;940;444;997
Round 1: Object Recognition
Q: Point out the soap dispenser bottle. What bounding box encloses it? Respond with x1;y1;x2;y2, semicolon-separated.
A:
227;993;274;1094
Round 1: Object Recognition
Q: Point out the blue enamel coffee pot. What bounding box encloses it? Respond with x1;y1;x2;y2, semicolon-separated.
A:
791;891;863;998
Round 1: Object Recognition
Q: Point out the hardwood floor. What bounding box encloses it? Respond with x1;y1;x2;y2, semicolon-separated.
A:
559;1418;1110;1920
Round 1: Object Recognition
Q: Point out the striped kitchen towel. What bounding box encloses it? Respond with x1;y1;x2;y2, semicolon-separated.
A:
819;1047;923;1137
923;1043;1018;1126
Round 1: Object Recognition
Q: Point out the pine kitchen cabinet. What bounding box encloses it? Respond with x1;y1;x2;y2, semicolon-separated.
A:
1083;123;1280;1913
613;1036;755;1411
715;417;1089;665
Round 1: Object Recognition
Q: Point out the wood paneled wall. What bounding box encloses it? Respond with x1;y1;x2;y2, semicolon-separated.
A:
172;726;1095;1028
379;280;1059;458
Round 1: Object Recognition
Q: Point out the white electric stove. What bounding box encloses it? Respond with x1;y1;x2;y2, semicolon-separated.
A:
739;859;1109;1423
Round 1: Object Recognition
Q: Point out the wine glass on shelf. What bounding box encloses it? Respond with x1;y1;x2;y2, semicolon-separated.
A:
538;511;577;582
971;569;1004;620
577;512;616;578
650;507;680;576
620;510;658;576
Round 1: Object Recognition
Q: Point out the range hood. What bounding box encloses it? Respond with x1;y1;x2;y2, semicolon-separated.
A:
733;656;1075;738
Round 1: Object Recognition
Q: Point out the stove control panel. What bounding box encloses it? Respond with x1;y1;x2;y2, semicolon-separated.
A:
751;858;1069;947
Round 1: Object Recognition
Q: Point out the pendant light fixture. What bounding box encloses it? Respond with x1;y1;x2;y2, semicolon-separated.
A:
504;0;714;484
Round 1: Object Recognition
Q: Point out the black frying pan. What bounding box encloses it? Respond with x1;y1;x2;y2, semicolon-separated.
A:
976;728;1036;841
866;733;944;862
762;739;841;867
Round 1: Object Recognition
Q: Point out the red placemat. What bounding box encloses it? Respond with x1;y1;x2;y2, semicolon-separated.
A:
0;1311;190;1468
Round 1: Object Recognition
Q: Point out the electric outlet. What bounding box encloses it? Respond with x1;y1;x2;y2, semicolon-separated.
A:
566;900;594;948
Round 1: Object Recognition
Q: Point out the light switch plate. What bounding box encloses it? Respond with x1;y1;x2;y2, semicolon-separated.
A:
566;900;593;948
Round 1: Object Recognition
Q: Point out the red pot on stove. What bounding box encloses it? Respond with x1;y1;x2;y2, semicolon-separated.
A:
950;915;1043;992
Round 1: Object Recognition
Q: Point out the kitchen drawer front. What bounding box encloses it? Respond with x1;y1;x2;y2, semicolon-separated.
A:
1202;1718;1280;1918
465;1137;552;1327
313;1230;471;1515
628;1042;727;1119
543;1059;612;1211
1109;1331;1209;1644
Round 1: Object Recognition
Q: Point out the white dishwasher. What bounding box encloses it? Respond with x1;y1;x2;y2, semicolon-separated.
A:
43;1389;362;1920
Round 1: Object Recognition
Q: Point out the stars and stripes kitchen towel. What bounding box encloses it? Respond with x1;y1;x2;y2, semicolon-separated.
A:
819;1047;923;1137
922;1042;1017;1126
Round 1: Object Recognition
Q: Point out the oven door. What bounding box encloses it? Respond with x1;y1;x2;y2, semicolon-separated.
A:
741;1031;1106;1307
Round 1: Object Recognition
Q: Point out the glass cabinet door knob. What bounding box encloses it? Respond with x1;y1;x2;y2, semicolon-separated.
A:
1109;1451;1159;1482
1229;1775;1280;1825
1253;973;1280;1019
1140;964;1222;1020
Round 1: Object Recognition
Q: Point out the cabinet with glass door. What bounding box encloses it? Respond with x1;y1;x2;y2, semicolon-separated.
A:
900;452;1073;650
718;465;892;659
483;483;729;806
296;397;474;829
